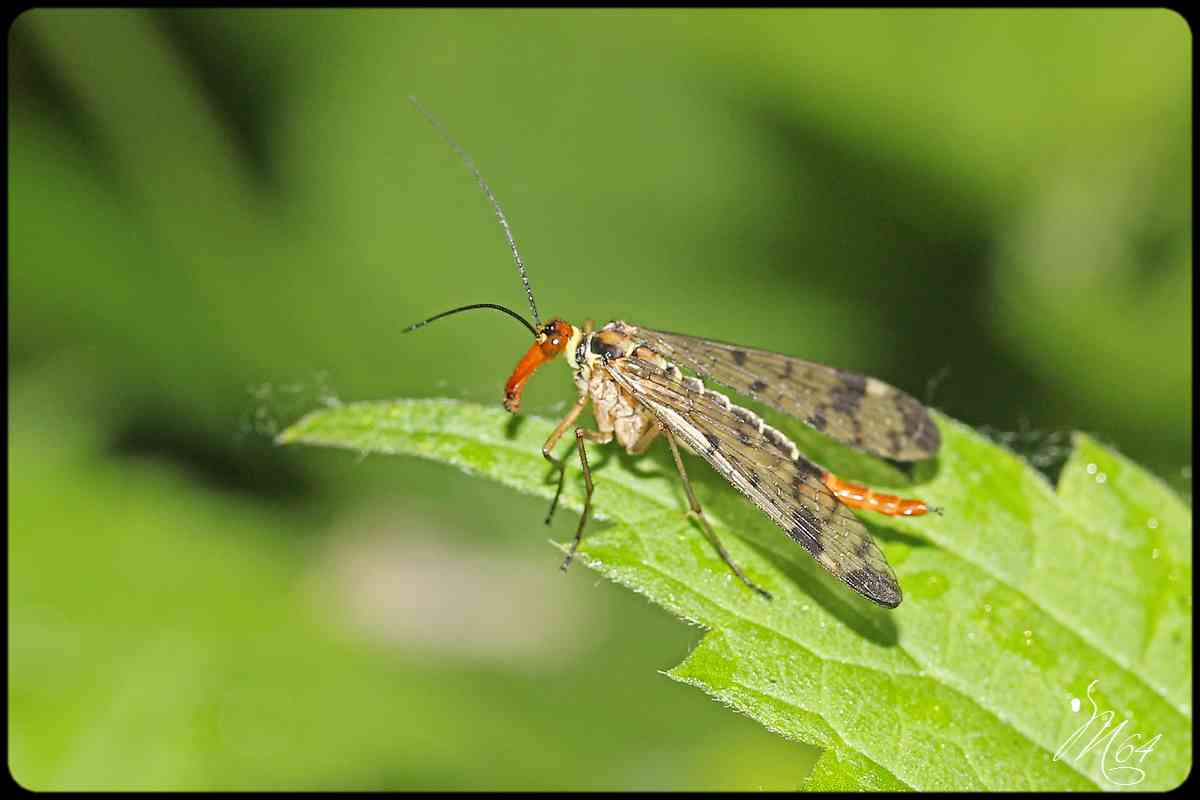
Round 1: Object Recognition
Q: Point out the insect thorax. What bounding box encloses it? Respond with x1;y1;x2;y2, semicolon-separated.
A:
574;321;802;462
572;321;656;450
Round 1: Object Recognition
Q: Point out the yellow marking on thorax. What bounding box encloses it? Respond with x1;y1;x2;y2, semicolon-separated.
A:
564;326;585;370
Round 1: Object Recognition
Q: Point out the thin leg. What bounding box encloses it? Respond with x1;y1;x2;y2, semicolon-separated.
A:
544;318;596;523
562;427;612;570
664;429;772;600
542;394;589;524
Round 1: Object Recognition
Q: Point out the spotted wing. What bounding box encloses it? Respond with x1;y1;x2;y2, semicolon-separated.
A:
605;356;903;608
633;325;940;461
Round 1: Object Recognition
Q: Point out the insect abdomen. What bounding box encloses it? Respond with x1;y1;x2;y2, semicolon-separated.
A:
820;473;929;517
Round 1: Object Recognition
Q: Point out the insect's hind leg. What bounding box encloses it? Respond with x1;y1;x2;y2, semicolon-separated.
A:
663;428;772;601
561;427;613;571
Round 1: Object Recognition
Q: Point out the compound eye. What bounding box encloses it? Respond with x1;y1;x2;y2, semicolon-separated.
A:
538;320;570;359
542;321;562;339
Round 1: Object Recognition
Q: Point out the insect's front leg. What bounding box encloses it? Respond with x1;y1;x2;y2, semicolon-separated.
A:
542;393;590;524
562;427;613;571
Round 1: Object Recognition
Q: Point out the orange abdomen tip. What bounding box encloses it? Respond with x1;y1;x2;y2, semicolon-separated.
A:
821;472;930;517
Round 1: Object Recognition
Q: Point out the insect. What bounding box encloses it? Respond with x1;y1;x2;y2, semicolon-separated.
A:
404;98;940;608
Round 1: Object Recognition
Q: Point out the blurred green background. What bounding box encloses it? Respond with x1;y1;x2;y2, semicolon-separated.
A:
8;9;1190;790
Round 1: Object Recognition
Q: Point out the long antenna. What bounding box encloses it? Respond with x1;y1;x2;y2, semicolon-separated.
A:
402;302;537;337
408;96;542;329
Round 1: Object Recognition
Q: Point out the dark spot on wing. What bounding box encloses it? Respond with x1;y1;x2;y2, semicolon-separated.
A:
845;567;902;608
894;392;941;455
807;411;827;432
788;503;823;542
738;432;753;445
916;423;941;454
851;417;865;447
792;458;822;480
750;379;769;393
701;387;733;410
855;536;874;560
732;406;760;426
732;349;747;366
895;394;923;436
763;426;795;458
838;371;868;391
830;372;867;416
793;524;823;556
791;474;831;521
704;432;721;453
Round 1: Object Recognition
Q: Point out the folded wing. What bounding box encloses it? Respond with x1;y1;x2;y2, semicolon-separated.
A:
605;356;903;607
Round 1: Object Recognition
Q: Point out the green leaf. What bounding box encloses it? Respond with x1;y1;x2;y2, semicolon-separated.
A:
279;398;1191;790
